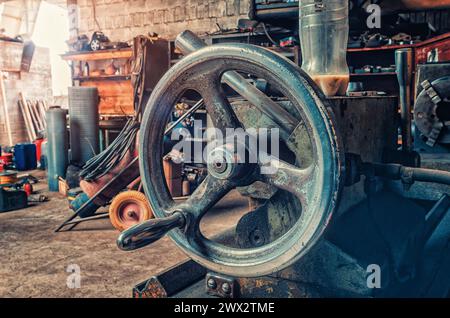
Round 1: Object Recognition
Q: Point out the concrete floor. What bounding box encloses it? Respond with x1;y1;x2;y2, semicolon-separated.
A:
0;171;247;298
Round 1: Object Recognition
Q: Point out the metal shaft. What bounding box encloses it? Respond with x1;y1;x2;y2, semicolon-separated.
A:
364;162;450;186
165;99;204;135
175;30;298;133
395;48;413;152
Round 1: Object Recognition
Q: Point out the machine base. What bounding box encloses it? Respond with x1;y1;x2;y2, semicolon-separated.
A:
133;191;450;298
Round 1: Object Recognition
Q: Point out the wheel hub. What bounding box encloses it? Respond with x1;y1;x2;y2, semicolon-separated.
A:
119;202;142;224
207;142;254;181
109;190;153;232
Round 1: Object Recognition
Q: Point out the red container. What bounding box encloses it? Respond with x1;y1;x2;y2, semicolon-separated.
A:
34;138;45;162
0;153;14;171
0;153;13;166
23;182;33;196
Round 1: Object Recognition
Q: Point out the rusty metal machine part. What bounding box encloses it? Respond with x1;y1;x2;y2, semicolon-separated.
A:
414;77;450;147
118;36;344;277
133;259;206;298
206;273;238;298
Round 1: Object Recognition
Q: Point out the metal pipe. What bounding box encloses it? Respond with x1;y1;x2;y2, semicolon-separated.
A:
46;107;68;192
175;30;297;133
255;7;299;21
395;48;414;152
412;168;450;185
367;162;450;186
165;99;204;135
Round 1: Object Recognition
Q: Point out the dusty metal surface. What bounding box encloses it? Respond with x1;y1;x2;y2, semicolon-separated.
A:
328;96;398;214
133;259;206;298
235;96;398;245
174;191;449;298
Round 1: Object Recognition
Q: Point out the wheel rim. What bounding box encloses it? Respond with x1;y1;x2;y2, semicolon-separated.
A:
139;43;344;277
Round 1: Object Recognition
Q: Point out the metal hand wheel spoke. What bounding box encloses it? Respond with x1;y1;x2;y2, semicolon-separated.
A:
118;42;344;278
260;157;315;209
199;80;241;131
174;175;235;223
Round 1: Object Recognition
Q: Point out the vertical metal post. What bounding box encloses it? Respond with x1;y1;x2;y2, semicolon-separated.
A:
395;48;414;152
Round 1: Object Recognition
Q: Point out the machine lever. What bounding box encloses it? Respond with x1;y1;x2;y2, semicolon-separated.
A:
117;212;186;251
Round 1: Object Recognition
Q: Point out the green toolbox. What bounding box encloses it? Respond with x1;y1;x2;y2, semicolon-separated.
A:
0;187;27;212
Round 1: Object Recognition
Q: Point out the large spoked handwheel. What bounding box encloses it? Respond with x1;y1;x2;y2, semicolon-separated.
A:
119;42;344;277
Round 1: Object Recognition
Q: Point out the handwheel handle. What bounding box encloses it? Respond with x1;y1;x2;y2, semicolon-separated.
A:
117;212;186;251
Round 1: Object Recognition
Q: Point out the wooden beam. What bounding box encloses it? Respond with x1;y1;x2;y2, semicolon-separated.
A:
18;98;33;142
30;100;44;131
27;99;41;133
0;72;13;146
37;100;47;122
19;92;37;141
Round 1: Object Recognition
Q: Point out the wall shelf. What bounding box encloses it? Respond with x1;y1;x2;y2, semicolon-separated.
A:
348;44;413;53
350;72;397;77
61;48;133;61
73;75;131;81
63;48;134;116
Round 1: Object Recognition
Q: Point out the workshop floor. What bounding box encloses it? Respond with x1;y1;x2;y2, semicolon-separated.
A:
0;170;248;298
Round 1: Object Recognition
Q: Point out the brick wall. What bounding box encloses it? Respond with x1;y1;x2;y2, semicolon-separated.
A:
75;0;250;41
0;47;53;145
